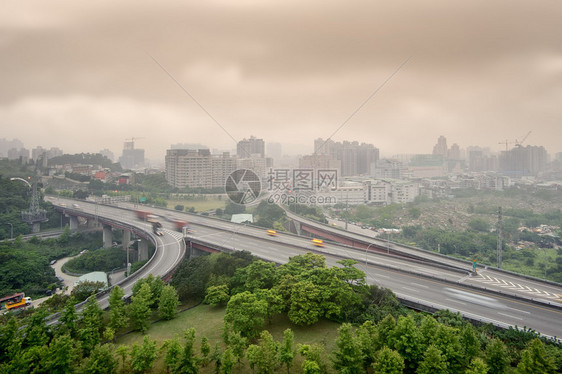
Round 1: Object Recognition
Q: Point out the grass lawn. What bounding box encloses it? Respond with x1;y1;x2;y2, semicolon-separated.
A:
116;303;341;373
166;197;226;213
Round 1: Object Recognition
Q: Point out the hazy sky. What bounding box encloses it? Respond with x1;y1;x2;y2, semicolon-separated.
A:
2;0;562;162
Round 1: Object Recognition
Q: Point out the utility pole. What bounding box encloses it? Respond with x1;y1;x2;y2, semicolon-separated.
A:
497;206;502;268
345;191;348;231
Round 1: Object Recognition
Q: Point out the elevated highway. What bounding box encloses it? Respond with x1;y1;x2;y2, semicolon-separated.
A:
52;201;185;310
284;209;562;306
51;198;562;339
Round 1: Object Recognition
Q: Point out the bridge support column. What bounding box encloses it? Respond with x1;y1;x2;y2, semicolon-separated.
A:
291;220;301;235
122;230;131;248
138;239;149;261
69;216;79;231
103;225;113;248
31;223;41;234
86;218;99;229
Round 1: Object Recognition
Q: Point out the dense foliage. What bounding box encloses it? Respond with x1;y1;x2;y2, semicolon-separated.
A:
2;252;560;373
63;247;127;274
287;203;328;224
48;153;121;171
0;230;103;298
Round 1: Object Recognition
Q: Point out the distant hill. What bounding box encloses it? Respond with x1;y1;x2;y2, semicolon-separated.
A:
48;153;122;172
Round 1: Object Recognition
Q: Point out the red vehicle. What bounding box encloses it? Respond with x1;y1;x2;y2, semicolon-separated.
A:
135;209;151;220
172;219;189;232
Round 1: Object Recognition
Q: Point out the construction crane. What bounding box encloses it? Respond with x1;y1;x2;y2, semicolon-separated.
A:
514;131;531;148
499;131;531;152
498;139;515;153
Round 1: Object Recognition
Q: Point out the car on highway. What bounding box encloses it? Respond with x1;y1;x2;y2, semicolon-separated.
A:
311;238;324;247
266;229;277;236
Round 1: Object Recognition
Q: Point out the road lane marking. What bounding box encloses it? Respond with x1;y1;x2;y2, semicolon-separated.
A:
401;286;419;292
497;312;523;321
445;298;467;305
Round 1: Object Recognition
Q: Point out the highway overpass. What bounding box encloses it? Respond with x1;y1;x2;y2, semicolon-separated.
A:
51;197;562;339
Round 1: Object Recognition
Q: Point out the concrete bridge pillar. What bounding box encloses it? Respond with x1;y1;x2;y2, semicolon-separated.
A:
138;239;149;261
86;218;99;229
31;223;41;234
122;230;131;248
69;216;79;231
103;224;113;248
291;220;301;235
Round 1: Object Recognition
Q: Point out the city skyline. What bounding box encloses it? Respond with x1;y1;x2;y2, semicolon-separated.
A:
2;1;562;161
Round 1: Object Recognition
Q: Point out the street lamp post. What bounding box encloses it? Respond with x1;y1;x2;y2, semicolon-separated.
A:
542;247;548;280
365;241;376;270
127;239;140;277
386;231;391;254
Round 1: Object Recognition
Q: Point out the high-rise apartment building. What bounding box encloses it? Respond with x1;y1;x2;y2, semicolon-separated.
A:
165;149;237;189
313;138;379;176
499;145;547;176
432;136;448;157
372;159;407;179
119;141;145;170
237;136;265;158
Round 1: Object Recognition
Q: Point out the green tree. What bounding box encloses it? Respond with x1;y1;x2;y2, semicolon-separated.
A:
287;280;324;325
164;338;182;374
224;291;267;339
231;260;278;293
158;284;179;320
485;338;509;374
356;320;379;371
432;324;464;373
332;323;362;374
516;338;556;374
204;284;230;306
416;345;447;374
302;360;322;374
252;330;279;374
376;315;396;348
115;345;130;373
130;335;158;374
468;218;490;232
465;357;489;374
247;344;260;373
23;308;50;348
59;296;78;337
103;327;115;343
210;343;222;374
255;288;284;324
372;347;404;374
221;347;235;374
81;343;118;374
178;327;199;374
298;344;327;374
226;330;247;368
200;336;211;367
44;333;78;374
460;325;482;366
79;295;104;355
71;281;106;302
279;329;296;374
390;315;422;372
129;283;152;334
108;286;128;331
0;317;21;363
